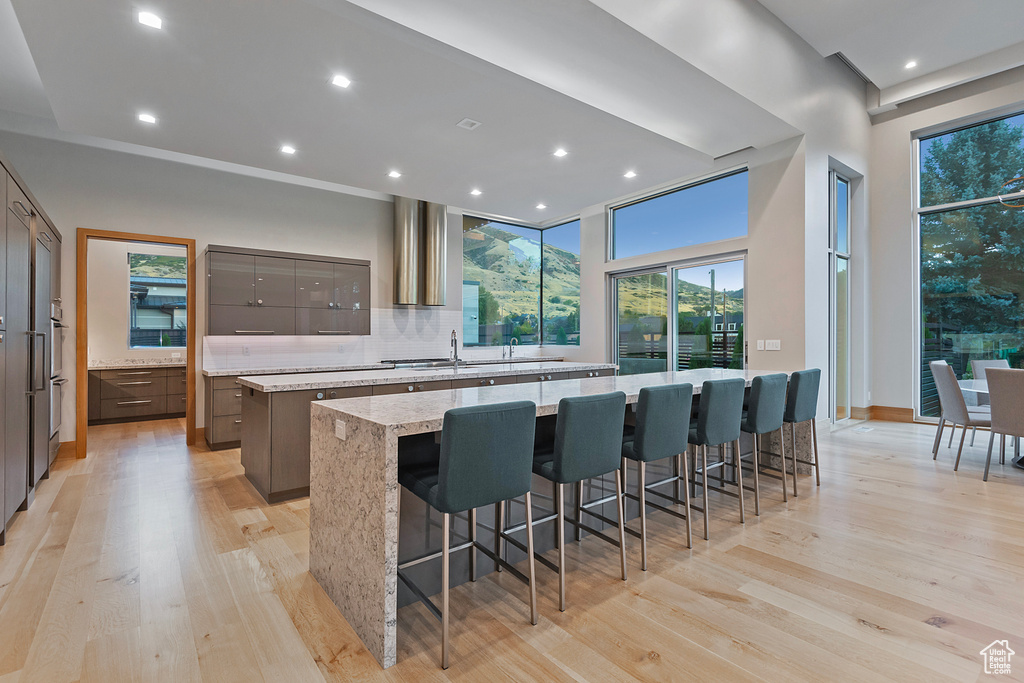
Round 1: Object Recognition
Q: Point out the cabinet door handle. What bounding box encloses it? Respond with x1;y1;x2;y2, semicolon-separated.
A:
117;381;152;386
235;419;242;424
12;200;32;217
234;330;274;335
41;232;52;243
257;299;263;305
317;330;351;335
234;393;242;398
117;400;152;406
117;371;153;376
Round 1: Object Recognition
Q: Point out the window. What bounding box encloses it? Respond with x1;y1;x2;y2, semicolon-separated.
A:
917;110;1024;417
128;252;187;347
611;170;748;260
462;216;581;346
728;323;737;331
831;171;852;422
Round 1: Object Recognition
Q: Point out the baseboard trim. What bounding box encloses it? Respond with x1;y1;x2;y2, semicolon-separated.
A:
58;441;78;459
868;405;915;423
851;407;870;420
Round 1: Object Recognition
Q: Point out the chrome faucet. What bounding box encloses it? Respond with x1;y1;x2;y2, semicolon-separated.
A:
450;329;459;370
509;337;519;359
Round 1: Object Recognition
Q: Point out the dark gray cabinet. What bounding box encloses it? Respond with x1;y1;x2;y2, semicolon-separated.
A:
87;366;187;424
5;173;31;531
207;246;369;336
204;375;243;449
30;228;52;486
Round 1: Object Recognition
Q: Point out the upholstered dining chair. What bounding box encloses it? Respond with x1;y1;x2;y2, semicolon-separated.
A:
929;361;991;469
983;368;1024;481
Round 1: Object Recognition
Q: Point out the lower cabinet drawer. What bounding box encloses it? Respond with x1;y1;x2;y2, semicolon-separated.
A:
372;380;452;395
101;376;168;399
166;393;188;413
516;372;570;383
451;375;518;389
568;368;615;379
100;396;167;420
213;387;243;416
212;376;241;391
212;415;243;443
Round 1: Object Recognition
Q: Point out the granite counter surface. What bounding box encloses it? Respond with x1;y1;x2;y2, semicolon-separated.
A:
237;361;615;392
88;358;186;370
202;362;393;377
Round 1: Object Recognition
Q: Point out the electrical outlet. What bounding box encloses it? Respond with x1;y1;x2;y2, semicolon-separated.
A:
766;339;782;351
756;340;765;351
338;344;345;353
243;345;250;356
171;352;181;358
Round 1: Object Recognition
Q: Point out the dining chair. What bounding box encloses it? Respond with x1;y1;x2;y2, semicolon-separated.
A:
970;358;1009;381
929;361;991;469
983;369;1024;481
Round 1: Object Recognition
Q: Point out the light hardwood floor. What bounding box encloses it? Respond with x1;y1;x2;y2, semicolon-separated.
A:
1;418;1023;682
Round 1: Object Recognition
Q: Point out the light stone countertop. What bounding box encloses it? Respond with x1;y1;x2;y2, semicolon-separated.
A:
88;358;186;370
314;368;789;437
237;360;616;392
202;362;392;377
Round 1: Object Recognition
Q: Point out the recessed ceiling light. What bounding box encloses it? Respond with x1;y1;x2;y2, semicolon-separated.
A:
470;189;482;196
905;60;918;69
624;170;637;178
388;170;402;178
331;74;351;88
137;112;157;124
553;148;568;157
280;145;296;155
137;11;162;29
536;203;547;209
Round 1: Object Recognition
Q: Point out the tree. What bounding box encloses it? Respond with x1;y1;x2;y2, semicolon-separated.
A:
477;284;500;325
729;324;744;369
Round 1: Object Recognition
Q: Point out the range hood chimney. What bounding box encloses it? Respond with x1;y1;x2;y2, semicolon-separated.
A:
393;197;447;306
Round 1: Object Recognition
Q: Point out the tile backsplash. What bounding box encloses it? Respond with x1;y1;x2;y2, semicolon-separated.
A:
203;307;548;373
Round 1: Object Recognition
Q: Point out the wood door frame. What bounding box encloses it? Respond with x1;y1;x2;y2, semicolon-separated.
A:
76;228;197;458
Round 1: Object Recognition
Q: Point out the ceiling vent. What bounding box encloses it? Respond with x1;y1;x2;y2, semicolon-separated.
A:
456;118;482;131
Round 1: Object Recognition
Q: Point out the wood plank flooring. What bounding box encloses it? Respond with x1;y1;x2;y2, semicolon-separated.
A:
1;418;1023;681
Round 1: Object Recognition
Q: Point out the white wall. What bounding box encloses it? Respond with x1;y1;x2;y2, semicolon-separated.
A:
869;66;1024;411
86;239;187;363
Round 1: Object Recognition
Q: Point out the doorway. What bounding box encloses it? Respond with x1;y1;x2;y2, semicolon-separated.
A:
75;229;196;457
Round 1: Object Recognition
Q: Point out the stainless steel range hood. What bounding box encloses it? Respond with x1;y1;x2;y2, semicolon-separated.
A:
393;197;446;306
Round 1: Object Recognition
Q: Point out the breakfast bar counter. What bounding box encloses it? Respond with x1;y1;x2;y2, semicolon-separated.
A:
308;367;786;668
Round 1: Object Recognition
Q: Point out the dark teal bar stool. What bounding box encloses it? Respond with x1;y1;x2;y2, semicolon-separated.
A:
621;384;694;570
397;401;539;669
740;373;789;513
783;368;822;497
502;392;627;612
688;378;747;540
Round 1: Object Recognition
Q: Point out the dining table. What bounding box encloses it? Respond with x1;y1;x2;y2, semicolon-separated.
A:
958;379;1024;470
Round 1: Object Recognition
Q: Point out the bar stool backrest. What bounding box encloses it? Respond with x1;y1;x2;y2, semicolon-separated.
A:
436;401;538;514
929;361;970;425
986;369;1024;438
694;378;745;447
783;369;821;424
633;383;694;462
552;392;627;482
745;373;788;434
970;358;1009;381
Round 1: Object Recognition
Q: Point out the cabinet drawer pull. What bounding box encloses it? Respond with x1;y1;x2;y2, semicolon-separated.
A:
235;330;275;335
117;371;153;376
117;381;152;386
117;400;152;406
41;232;52;243
12;200;32;217
317;330;351;335
234;393;242;398
234;419;242;424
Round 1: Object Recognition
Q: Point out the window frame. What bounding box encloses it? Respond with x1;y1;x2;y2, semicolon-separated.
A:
607;166;749;262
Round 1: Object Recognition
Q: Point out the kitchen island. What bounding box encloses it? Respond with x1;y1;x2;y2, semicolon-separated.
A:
236;361;616;502
308;367;786;668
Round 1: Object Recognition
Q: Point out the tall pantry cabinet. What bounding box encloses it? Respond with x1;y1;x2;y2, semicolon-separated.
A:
1;150;62;545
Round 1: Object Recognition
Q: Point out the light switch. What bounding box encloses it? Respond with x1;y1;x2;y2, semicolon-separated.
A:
766;339;782;351
335;419;347;441
756;340;765;351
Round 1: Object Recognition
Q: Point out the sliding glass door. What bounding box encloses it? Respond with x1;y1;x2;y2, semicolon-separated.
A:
615;257;746;375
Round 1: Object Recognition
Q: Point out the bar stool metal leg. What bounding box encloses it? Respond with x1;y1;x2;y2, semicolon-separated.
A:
495;500;505;572
811;419;820;486
752;433;761;516
469;508;477;582
701;445;710;540
615;469;628;581
779;427;788;503
680;449;693;548
734;439;745;523
574;481;584;542
524;492;538;625
441;511;450;669
556;484;566;611
789;423;799;498
638;461;648;571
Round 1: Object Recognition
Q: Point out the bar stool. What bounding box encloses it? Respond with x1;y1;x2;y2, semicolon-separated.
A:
397;401;539;669
783;368;821;497
621;383;694;570
688;378;747;540
504;392;627;612
739;373;789;513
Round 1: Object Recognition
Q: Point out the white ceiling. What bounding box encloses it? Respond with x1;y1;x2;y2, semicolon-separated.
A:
5;0;799;221
0;0;51;118
757;0;1024;90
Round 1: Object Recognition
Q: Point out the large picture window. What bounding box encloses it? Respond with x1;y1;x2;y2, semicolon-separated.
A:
611;170;748;260
128;252;188;348
918;111;1024;416
462;217;580;346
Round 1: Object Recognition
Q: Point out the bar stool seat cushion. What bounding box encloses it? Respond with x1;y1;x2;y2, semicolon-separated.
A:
532;392;627;484
740;373;788;435
783;369;822;424
688;378;746;447
621;384;694;463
